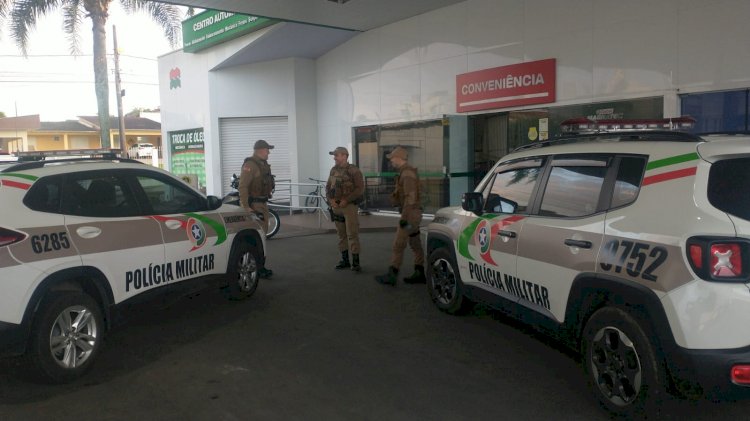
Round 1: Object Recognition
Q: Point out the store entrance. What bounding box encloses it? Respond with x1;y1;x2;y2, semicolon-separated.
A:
354;120;447;214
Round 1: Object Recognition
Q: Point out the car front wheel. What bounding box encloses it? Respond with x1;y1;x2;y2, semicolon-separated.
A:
426;248;472;314
224;242;260;300
582;306;666;417
26;292;104;383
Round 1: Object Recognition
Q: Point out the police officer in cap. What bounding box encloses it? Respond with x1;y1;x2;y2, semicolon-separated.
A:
375;146;425;285
239;139;275;278
326;146;365;272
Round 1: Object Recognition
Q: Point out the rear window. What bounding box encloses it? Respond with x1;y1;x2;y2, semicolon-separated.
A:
708;158;750;221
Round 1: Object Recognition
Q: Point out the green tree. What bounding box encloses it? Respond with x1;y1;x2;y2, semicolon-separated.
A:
0;0;182;147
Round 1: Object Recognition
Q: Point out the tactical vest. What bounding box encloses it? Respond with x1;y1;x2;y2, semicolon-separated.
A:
243;156;275;197
328;164;360;202
391;164;420;208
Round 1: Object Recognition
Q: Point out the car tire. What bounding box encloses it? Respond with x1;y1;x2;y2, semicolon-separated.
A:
581;306;666;417
224;242;260;300
426;248;473;314
26;292;104;383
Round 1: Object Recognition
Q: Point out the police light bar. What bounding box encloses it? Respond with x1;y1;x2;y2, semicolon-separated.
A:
560;116;696;133
15;148;124;161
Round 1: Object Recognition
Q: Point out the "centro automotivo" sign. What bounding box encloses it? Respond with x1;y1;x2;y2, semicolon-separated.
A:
182;10;277;53
456;58;556;112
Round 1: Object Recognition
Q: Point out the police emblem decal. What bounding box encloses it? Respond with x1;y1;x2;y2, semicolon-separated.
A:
187;218;206;251
475;220;497;265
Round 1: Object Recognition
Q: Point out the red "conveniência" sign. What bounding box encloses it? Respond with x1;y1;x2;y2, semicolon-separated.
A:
456;59;556;112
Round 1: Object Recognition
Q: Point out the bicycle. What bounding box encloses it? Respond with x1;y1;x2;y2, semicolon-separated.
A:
304;177;328;214
222;174;281;239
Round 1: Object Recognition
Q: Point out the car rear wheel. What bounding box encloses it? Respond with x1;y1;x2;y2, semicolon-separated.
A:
224;242;260;300
426;248;472;314
582;306;666;417
26;292;104;383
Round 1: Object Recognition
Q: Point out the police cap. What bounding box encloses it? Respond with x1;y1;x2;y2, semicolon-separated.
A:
253;139;274;150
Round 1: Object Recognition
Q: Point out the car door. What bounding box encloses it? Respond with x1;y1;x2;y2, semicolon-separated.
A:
61;170;166;304
515;155;610;322
129;171;229;282
456;158;543;304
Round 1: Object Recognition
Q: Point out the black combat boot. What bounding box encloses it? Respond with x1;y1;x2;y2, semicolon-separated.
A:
403;265;426;284
335;250;351;269
351;254;361;272
259;267;273;279
375;266;398;286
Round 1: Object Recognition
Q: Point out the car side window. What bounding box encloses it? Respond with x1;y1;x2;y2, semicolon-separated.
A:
708;157;750;221
61;173;140;217
134;174;207;215
538;157;609;218
24;175;63;213
611;156;647;209
484;159;543;214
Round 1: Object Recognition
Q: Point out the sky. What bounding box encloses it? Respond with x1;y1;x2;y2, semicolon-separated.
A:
0;3;187;121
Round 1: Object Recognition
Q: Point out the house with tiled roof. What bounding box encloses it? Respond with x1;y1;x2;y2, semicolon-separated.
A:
0;115;161;155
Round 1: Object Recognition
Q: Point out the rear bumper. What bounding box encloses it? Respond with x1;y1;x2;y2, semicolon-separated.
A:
670;344;750;399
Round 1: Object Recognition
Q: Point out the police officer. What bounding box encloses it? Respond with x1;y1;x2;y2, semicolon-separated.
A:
375;146;425;285
326;147;365;272
239;139;275;278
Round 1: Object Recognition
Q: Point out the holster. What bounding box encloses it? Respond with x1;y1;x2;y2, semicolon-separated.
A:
328;207;346;223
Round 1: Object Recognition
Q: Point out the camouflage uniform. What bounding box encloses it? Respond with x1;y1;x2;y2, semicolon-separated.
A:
239;155;274;233
327;163;365;257
390;164;424;269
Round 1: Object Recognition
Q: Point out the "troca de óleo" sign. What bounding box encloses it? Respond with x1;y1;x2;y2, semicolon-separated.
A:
456;58;556;112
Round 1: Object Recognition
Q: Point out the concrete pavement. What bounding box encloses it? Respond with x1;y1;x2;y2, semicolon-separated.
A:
274;210;429;239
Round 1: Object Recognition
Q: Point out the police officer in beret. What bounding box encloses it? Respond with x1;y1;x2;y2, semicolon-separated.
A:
375;146;425;285
239;139;275;278
326;146;365;272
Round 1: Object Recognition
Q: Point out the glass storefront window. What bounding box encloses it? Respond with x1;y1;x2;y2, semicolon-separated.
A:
354;120;447;214
681;90;748;134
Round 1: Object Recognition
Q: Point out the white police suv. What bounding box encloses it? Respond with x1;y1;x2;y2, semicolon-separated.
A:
426;117;750;415
0;149;267;382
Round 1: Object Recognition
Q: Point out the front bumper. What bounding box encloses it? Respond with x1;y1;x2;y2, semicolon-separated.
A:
0;320;27;357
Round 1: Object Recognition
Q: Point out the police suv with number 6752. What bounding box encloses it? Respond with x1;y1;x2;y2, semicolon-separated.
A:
0;149;267;383
425;117;750;416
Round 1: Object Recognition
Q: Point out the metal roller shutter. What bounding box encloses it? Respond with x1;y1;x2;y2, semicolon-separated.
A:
219;116;290;196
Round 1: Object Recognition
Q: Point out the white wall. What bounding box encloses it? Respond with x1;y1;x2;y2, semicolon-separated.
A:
159;28;319;195
315;0;750;177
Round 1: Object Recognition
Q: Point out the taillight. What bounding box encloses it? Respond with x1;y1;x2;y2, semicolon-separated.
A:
686;237;749;282
0;228;26;247
731;365;750;385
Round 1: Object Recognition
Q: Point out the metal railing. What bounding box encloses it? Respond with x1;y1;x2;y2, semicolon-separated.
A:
268;178;331;228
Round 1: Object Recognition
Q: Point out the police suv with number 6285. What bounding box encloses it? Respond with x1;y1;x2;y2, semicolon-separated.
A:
425;117;750;416
0;150;267;383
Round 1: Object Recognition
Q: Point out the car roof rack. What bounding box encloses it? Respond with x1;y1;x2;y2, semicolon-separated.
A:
1;148;143;172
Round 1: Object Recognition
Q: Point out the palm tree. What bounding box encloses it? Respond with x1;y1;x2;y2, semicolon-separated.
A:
1;0;183;147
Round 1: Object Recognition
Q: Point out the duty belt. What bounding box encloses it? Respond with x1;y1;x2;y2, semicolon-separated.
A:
250;197;268;203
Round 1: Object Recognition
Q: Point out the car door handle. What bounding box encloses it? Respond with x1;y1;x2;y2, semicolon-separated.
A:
564;239;592;249
499;230;517;238
76;226;102;239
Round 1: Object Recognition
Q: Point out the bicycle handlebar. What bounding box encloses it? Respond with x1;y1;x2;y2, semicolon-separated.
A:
308;177;326;183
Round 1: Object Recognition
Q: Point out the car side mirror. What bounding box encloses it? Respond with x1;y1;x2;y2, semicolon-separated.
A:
207;195;223;210
461;192;484;215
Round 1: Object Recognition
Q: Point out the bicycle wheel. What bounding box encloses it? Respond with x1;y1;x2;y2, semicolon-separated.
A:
266;209;281;238
304;192;319;213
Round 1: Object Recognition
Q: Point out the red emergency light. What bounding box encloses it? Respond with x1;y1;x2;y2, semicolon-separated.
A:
560;116;696;133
